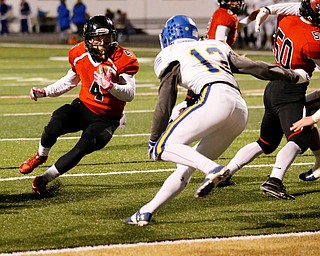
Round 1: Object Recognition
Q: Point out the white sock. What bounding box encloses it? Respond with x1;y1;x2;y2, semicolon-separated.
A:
312;169;320;178
311;149;320;171
270;141;301;180
227;142;264;175
140;164;194;214
160;144;220;174
42;164;60;182
38;142;51;157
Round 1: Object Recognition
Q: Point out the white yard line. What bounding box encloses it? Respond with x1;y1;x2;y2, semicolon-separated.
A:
0;162;314;182
1;231;319;256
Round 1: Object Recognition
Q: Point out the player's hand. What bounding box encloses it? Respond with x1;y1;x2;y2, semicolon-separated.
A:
94;65;116;91
294;69;310;84
148;139;156;159
169;101;188;123
29;87;46;101
290;116;316;132
255;7;271;33
119;113;126;128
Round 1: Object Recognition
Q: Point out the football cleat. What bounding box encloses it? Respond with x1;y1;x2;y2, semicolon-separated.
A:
299;169;319;181
260;177;295;200
194;165;230;198
20;153;48;174
32;176;49;196
125;210;152;226
217;176;236;187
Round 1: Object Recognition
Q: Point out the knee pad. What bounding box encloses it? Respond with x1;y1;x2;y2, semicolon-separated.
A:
41;129;57;148
289;129;312;153
257;139;278;154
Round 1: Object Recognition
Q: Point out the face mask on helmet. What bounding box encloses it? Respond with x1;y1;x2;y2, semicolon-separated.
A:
218;0;244;14
83;15;118;62
300;0;320;26
159;15;199;49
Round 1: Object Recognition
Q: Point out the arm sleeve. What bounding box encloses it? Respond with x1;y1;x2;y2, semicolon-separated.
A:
109;73;136;102
312;110;320;122
228;51;299;83
215;25;230;41
268;3;300;16
239;2;300;27
44;68;80;97
150;61;180;142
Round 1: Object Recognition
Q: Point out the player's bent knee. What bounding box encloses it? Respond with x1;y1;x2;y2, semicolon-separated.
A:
257;139;277;154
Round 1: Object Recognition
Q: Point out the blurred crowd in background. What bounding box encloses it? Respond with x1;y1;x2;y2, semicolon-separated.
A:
0;0;300;49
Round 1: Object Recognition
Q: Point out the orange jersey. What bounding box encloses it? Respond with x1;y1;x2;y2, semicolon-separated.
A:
68;42;139;118
206;7;238;46
274;15;320;77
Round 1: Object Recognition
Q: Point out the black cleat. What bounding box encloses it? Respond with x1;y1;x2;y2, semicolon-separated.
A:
260;177;295;200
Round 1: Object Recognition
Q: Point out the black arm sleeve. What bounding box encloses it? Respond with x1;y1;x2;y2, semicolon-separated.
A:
228;50;299;83
149;61;181;142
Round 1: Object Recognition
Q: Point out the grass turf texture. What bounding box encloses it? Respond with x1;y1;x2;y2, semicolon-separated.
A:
0;45;320;254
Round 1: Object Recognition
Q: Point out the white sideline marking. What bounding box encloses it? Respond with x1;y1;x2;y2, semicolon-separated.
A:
1;231;319;256
0;162;314;182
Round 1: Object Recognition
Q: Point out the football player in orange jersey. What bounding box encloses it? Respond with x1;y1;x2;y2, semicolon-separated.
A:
197;0;320;200
19;15;139;196
207;0;244;46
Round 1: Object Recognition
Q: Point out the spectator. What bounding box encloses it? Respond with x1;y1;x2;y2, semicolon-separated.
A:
114;9;132;42
57;0;70;43
0;0;9;36
20;0;31;35
71;0;87;37
105;8;114;22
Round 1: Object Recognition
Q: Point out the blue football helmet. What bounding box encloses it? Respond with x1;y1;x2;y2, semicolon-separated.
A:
160;15;199;49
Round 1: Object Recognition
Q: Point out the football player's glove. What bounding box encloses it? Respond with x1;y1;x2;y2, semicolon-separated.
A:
255;7;271;33
148;139;156;159
119;113;126;128
294;69;310;84
30;87;46;101
94;65;116;91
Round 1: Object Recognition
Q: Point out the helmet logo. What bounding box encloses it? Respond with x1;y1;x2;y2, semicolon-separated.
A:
96;28;109;34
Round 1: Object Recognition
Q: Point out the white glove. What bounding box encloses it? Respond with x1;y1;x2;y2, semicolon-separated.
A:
94;65;116;91
255;7;271;33
294;69;310;84
29;87;46;101
169;101;188;123
148;139;156;159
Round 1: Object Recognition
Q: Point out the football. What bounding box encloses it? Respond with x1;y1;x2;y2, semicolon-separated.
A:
99;65;119;83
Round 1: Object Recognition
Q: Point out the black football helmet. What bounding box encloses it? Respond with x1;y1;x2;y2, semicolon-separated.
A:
83;15;118;62
300;0;320;27
218;0;244;14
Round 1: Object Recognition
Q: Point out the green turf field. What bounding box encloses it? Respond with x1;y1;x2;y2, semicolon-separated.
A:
0;44;320;254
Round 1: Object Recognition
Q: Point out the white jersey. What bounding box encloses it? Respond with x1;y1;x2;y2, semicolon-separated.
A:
154;39;237;94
